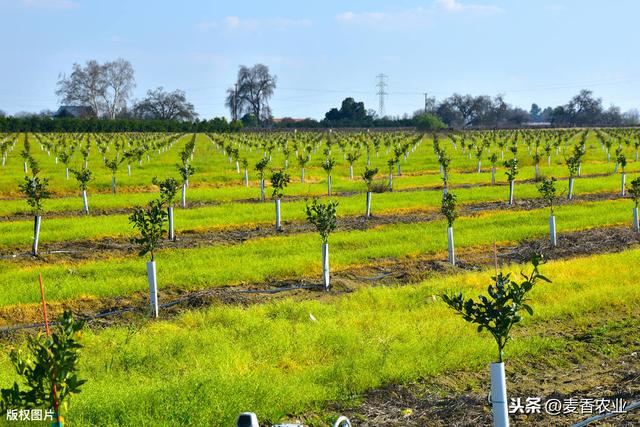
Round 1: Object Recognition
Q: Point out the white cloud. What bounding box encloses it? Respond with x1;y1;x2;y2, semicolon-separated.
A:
435;0;503;14
22;0;79;9
197;16;312;32
335;8;433;29
335;1;502;29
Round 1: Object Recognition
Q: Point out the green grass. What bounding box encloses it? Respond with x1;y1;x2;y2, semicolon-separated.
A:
0;249;636;426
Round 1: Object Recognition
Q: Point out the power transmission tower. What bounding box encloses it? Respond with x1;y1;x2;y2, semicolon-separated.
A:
376;73;388;118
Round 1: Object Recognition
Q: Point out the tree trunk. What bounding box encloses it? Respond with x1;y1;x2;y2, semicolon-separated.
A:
549;215;557;246
244;169;249;187
301;167;305;183
447;226;455;265
621;173;626;196
168;206;174;241
146;260;159;318
365;191;372;218
491;167;496;185
32;215;41;256
388;172;393;191
82;190;89;215
111;176;116;194
568;177;574;200
633;207;639;232
490;362;510;427
275;199;282;231
322;242;330;291
327;175;332;197
260;179;265;202
508;181;514;205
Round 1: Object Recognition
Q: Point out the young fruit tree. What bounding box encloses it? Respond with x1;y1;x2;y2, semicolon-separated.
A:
442;255;550;427
503;158;518;205
489;153;498;185
297;153;309;183
70;167;93;215
362;166;378;218
19;163;51;256
346;150;360;180
537;177;558;246
387;157;398;191
565;153;580;200
104;157;121;194
629;177;640;231
255;158;270;202
441;192;458;265
305;198;338;291
618;153;627;196
153;177;179;241
271;170;290;231
176;163;195;208
241;158;249;187
0;311;86;427
322;157;336;197
129;199;168;318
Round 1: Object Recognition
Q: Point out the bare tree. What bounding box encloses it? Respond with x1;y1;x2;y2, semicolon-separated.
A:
226;64;276;124
102;59;136;119
56;58;135;118
133;87;198;121
56;60;105;116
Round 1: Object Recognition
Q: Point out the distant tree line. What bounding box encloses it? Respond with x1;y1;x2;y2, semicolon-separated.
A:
0;116;237;133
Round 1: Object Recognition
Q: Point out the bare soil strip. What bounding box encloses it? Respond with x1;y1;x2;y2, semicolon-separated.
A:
1;225;638;334
0;191;627;261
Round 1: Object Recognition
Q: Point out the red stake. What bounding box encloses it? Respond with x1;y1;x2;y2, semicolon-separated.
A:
39;273;61;427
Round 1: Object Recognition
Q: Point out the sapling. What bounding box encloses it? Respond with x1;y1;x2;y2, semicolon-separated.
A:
618;154;627;196
271;170;290;231
152;177;179;241
241;158;249;187
346;151;360;179
442;255;550;427
305;199;338;290
387;157;398;191
104;157;121;194
441;192;458;265
565;154;580;200
297;153;309;183
439;151;451;196
176;163;195;208
255;158;270;202
0;310;85;426
475;144;484;173
322;157;336;196
362;166;378;218
58;151;72;180
628;177;640;231
129;199;168;318
19;170;51;256
70;167;93;215
489;153;498;185
537;177;558;246
503;158;518;205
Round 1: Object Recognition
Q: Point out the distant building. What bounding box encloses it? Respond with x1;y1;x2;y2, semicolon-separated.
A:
272;117;308;124
53;106;96;118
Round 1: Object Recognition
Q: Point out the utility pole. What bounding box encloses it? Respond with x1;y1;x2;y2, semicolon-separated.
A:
376;73;388;118
424;93;428;115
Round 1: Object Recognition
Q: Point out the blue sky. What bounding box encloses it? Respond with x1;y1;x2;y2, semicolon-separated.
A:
0;0;638;119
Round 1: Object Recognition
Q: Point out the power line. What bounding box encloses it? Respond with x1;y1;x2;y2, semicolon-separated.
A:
376;73;388;117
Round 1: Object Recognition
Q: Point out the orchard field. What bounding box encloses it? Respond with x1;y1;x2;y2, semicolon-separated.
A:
0;128;638;426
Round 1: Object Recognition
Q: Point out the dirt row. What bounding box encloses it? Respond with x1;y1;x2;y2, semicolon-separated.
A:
312;313;640;426
0;191;628;262
1;224;638;336
0;169;623;221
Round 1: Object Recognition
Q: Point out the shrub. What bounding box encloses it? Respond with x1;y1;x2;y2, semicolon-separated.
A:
441;192;458;227
537;177;557;214
129;199;168;261
270;170;290;199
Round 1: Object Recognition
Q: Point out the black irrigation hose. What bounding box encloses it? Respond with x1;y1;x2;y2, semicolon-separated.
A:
570;400;640;427
0;284;324;335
